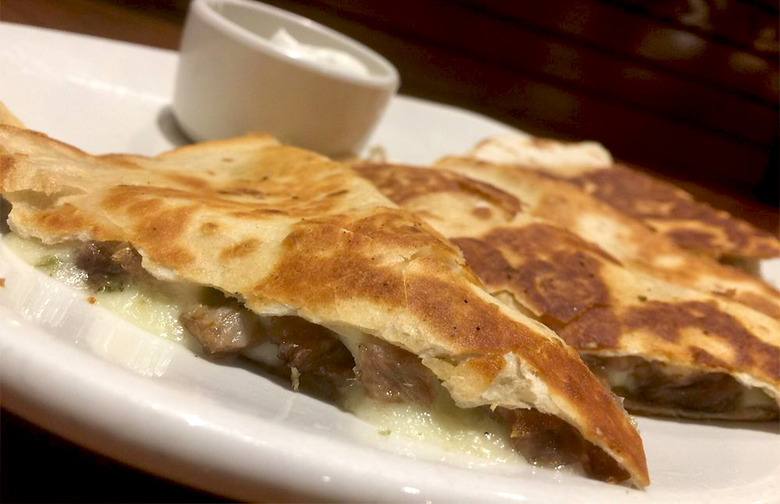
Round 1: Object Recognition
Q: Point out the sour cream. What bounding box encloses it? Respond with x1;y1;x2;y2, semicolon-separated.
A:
268;28;371;78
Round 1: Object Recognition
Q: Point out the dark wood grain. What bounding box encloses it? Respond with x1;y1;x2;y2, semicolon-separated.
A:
3;0;777;217
611;0;779;55
258;0;779;206
456;0;779;102
1;0;187;48
278;0;775;144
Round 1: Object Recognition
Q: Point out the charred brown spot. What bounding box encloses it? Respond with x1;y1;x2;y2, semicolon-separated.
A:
405;277;539;351
126;198;164;216
255;214;411;309
220;238;261;260
132;205;196;266
98;155;143;170
515;254;610;326
454;224;614;327
559;308;622;349
164;173;210;190
484;223;619;265
355;163;523;217
734;291;780;320
528;137;561;149
572;165;780;258
230;208;288;218
664;229;718;252
472;206;492;219
451;237;514;286
624;301;780;380
34;204;88;234
465;353;505;380
0;155;16;186
690;347;731;368
200;221;220;234
218;187;265;198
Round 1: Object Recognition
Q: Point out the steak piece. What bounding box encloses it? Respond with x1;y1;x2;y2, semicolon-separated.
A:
75;241;128;291
74;241;148;291
180;303;263;354
262;316;356;400
0;196;10;234
356;338;439;405
495;407;630;483
583;355;777;418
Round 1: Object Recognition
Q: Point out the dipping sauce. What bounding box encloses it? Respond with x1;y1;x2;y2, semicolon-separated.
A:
268;28;371;78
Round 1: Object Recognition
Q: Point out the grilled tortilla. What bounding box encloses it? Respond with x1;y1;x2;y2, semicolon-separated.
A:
0;124;649;486
355;162;780;421
466;133;780;268
0;101;25;128
433;156;780;322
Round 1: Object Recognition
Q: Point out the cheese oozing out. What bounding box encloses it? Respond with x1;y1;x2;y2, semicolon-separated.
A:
4;233;522;466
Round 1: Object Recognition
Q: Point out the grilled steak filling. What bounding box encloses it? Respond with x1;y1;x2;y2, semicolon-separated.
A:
356;338;440;405
583;355;778;420
180;302;262;354
0;196;10;234
72;240;630;480
75;241;149;292
260;316;355;400
494;408;630;483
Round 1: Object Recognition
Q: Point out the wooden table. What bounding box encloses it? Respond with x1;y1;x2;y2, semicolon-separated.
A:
1;0;778;502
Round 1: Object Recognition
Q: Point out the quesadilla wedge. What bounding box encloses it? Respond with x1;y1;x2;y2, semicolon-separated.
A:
0;101;25;128
0;124;649;486
354;162;780;421
466;133;780;270
432;156;780;322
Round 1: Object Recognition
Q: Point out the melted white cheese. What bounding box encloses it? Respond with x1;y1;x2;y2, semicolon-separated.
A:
4;234;202;351
5;233;521;466
342;384;523;465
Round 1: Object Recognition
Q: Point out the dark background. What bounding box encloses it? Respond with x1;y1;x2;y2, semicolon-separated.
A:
3;0;778;226
1;0;778;501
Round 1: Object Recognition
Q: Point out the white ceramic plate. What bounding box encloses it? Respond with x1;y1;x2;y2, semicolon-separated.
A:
1;22;778;503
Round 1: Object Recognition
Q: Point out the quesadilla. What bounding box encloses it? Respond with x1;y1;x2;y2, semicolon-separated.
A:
354;162;780;421
0;124;649;486
466;133;780;270
0;101;25;128
433;156;780;322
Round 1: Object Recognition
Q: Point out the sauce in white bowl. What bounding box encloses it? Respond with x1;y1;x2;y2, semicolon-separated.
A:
172;0;400;158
